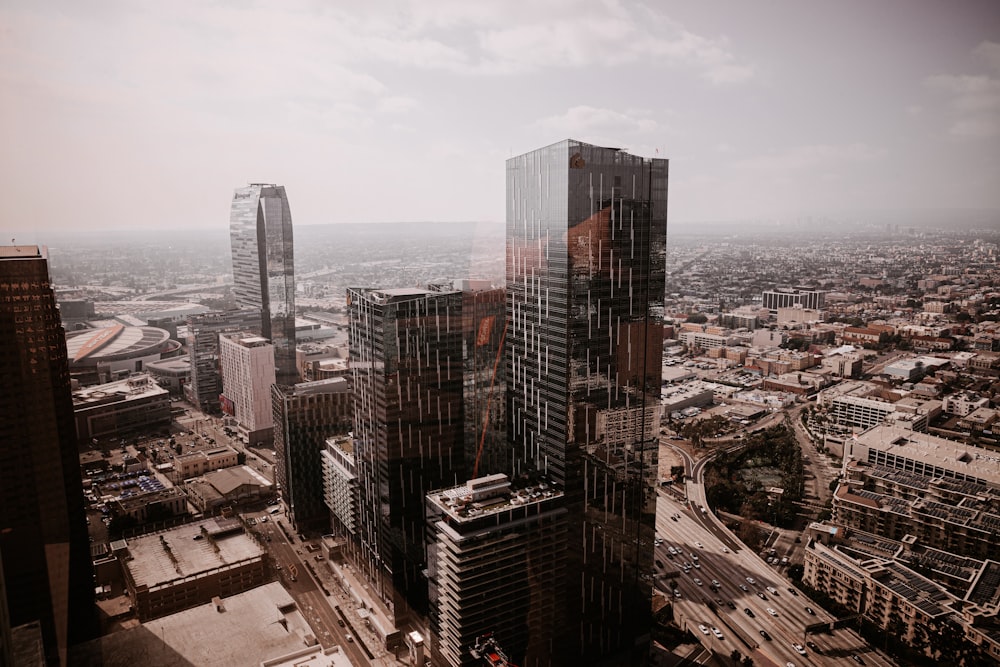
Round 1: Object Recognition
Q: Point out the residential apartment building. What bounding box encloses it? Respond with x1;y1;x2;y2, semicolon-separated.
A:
219;334;276;445
425;474;567;667
320;435;358;541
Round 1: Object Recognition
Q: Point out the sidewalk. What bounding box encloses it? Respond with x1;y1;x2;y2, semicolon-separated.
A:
275;519;411;667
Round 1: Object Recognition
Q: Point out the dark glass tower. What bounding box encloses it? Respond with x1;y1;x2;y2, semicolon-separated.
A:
272;377;353;532
348;287;465;627
506;140;668;662
229;184;297;386
0;246;95;665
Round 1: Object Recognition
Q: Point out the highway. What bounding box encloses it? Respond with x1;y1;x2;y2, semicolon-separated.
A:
655;493;893;666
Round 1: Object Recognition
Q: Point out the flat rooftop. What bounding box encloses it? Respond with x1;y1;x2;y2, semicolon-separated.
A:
428;473;563;524
125;521;265;589
852;425;1000;486
70;583;321;667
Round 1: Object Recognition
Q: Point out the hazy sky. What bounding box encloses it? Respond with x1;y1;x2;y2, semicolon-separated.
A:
2;1;999;234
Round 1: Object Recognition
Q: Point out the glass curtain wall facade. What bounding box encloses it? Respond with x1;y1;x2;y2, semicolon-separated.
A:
0;246;96;665
348;287;465;627
272;378;353;532
230;184;297;386
456;284;507;479
506;140;668;662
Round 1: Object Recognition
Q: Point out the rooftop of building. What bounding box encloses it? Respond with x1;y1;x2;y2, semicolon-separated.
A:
428;473;563;524
867;560;956;619
146;357;192;373
261;645;353;667
70;582;317;667
72;373;168;406
0;244;43;259
203;465;272;495
124;520;265;589
968;560;1000;610
287;376;351;396
852;425;1000;486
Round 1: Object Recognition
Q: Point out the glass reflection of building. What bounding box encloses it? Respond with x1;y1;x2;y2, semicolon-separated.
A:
0;246;96;665
429;279;508;479
506;140;667;663
229;184;297;386
348;287;465;628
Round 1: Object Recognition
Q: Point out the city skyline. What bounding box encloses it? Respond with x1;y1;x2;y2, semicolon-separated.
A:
3;1;999;238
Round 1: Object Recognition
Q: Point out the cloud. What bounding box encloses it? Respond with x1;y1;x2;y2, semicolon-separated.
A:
924;42;1000;139
535;106;659;136
376;96;419;114
734;143;886;171
975;40;1000;72
475;7;754;83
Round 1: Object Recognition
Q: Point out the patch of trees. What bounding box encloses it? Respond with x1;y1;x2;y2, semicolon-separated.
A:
702;424;804;528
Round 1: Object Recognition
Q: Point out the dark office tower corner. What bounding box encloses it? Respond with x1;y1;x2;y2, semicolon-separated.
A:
0;246;96;665
273;377;353;533
348;287;465;628
506;141;668;663
229;184;298;386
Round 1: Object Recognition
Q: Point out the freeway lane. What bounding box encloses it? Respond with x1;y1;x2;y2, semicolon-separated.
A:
655;493;893;666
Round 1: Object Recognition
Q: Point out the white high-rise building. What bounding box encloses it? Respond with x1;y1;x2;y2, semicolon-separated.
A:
220;334;276;445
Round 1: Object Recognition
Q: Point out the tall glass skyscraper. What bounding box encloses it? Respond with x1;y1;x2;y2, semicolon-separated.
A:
348;287;465;627
0;246;96;665
229;184;297;386
506;140;668;663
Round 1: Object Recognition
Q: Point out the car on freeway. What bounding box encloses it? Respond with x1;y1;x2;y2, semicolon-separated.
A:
746;577;756;585
721;546;730;553
757;592;767;600
673;590;682;599
766;607;778;616
759;630;771;641
806;641;820;653
787;587;797;596
744;608;755;617
693;578;703;586
711;579;720;588
851;655;865;665
792;643;806;655
698;624;710;635
711;627;723;639
739;584;749;592
804;606;815;615
726;601;736;609
695;541;704;548
693;562;700;569
766;586;779;595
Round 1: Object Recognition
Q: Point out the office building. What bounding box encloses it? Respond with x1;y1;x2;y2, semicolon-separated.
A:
230;184;297;385
348;287;465;628
272;377;353;532
219;334;276;445
186;309;262;413
0;246;95;665
761;288;826;315
426;474;567;667
72;373;171;445
504;140;667;662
